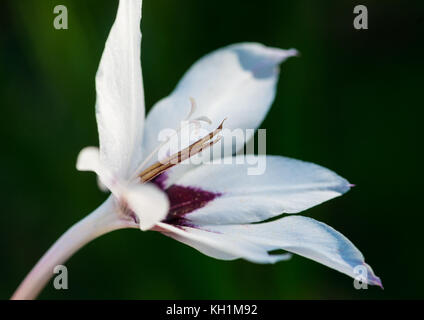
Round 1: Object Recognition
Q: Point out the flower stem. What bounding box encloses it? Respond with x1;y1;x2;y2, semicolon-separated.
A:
11;197;134;300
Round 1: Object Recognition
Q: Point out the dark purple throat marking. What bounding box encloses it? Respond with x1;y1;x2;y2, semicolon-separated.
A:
152;173;222;227
152;171;168;190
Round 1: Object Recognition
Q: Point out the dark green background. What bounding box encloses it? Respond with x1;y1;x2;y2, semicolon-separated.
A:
1;0;422;299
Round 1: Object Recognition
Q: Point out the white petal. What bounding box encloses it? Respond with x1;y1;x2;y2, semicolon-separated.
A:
141;43;297;168
76;146;102;173
157;222;291;263
76;146;119;194
96;176;109;193
200;216;382;286
95;0;145;179
77;147;168;230
171;155;350;225
124;184;169;231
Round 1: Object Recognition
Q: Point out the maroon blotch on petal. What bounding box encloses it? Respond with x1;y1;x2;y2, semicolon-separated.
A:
165;185;222;226
152;174;221;226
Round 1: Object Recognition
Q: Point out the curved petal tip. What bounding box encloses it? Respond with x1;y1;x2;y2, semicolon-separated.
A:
76;147;101;172
364;263;383;289
239;43;299;66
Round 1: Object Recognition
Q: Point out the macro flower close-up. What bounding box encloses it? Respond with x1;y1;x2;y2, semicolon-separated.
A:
2;0;423;305
9;0;381;299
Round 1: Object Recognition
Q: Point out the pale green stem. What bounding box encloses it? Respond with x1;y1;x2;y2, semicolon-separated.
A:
11;197;136;300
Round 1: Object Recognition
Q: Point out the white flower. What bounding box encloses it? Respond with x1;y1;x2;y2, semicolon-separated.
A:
79;0;381;286
12;0;381;300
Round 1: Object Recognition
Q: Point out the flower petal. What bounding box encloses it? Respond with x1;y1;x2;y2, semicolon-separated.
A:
95;0;145;179
157;222;291;263
76;146;119;194
124;184;170;231
167;155;350;225
142;43;297;165
77;147;168;230
197;216;382;286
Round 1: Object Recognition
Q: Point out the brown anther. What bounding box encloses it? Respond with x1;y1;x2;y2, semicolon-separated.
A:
138;119;226;183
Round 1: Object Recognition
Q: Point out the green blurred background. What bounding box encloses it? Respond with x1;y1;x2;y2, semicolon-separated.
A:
1;0;423;299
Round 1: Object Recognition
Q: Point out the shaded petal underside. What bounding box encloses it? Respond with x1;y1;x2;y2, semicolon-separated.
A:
158;216;381;286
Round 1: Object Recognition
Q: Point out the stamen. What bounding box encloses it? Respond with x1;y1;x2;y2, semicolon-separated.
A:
130;98;211;181
185;97;197;120
138;119;226;183
192;116;212;125
186;98;212;124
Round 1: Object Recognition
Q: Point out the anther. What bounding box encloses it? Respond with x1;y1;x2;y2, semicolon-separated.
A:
130;98;212;181
138;119;226;183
